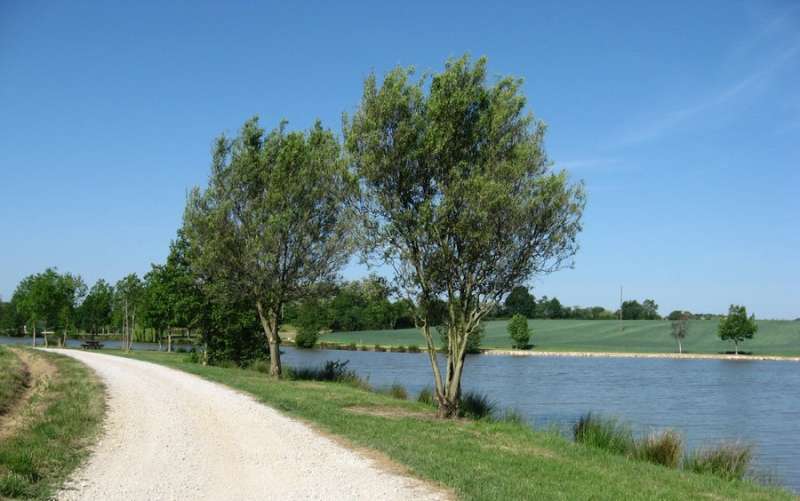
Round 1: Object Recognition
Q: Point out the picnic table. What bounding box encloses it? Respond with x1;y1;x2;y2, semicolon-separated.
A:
81;340;104;350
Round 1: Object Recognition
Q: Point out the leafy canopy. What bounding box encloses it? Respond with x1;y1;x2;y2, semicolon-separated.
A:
345;55;585;415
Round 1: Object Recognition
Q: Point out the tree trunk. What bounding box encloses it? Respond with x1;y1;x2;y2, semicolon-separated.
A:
32;324;36;347
734;340;739;355
256;301;282;378
677;339;682;354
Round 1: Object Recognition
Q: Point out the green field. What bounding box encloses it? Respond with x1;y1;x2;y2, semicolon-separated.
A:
321;319;800;356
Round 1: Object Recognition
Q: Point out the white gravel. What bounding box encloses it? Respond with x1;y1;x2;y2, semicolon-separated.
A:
49;349;446;501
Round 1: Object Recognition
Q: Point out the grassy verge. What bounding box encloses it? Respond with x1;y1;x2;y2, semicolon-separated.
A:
0;346;28;415
0;348;105;499
109;349;790;500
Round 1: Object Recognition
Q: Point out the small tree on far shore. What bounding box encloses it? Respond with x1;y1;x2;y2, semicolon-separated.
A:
670;313;689;353
718;305;758;355
508;314;531;349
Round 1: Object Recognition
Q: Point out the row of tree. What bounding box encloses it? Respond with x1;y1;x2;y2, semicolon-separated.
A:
503;286;661;320
178;55;587;418
2;56;586;419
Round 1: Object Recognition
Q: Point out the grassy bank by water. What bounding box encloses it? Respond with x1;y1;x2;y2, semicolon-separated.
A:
108;349;790;500
321;319;800;356
0;347;105;499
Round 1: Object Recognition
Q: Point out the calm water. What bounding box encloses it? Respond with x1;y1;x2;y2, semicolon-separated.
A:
280;347;800;492
3;336;798;491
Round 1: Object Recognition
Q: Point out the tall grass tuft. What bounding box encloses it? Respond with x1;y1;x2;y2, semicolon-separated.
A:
635;430;683;468
684;442;753;481
498;408;525;426
459;391;496;420
417;387;434;405
573;413;634;455
380;383;408;400
286;360;365;387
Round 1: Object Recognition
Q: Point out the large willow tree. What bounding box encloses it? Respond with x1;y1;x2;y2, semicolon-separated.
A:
184;118;354;377
345;56;585;417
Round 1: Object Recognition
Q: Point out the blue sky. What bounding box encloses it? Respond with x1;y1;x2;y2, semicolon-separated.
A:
1;1;797;318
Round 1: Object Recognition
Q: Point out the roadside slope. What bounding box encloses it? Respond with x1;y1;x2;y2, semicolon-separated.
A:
50;349;446;501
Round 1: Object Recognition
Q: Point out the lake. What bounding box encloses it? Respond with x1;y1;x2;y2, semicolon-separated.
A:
3;336;798;492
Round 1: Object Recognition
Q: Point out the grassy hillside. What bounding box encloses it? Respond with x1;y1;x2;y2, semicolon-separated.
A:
110;350;790;500
322;319;800;356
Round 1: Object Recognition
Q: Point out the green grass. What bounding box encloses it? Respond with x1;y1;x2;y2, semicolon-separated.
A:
107;349;790;500
0;346;28;415
322;319;800;356
0;348;105;500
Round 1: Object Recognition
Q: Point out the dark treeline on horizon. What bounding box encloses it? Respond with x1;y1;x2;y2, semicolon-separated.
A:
1;268;732;341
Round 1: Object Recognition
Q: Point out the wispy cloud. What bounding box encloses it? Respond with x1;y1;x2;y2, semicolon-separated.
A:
617;13;800;146
558;157;621;170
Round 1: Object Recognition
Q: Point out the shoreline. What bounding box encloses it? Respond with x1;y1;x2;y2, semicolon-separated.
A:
482;349;800;362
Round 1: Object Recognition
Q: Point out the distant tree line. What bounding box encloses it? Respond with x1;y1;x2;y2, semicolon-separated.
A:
499;286;663;320
284;275;416;333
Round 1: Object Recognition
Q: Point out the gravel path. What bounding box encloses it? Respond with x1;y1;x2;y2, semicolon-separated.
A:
48;349;446;501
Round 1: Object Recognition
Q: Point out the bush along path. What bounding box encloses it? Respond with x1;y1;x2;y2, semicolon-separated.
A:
0;347;105;499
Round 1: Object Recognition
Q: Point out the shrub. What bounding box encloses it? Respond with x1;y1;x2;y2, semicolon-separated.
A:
507;313;531;349
347;342;358;351
635;430;683;468
374;344;386;352
459;391;496;420
248;359;270;374
381;384;408;400
287;360;358;382
294;325;319;349
684;442;753;481
396;345;407;353
407;344;420;353
417;387;434;405
573;413;634;455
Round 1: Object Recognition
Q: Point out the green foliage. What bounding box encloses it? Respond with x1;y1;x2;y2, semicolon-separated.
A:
573;413;635;455
294;327;319;349
345;54;585;416
286;360;358;383
12;268;86;342
417;387;434;405
381;384;408;400
507;313;531;349
718;305;758;354
684;443;753;481
292;298;324;349
620;299;660;320
505;286;536;318
78;279;114;334
536;296;564;319
670;314;689;352
635;430;683;469
459;391;497;420
183;117;354;376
